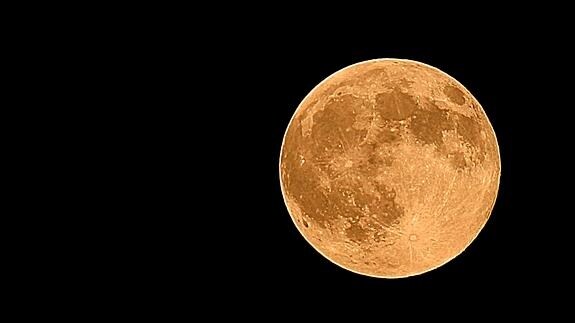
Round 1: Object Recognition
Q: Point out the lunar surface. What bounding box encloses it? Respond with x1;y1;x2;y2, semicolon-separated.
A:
279;59;500;278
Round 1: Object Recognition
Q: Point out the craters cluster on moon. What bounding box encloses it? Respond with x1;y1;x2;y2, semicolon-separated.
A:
279;59;500;278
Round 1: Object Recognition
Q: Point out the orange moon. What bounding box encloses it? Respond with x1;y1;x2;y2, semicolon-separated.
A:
279;59;500;278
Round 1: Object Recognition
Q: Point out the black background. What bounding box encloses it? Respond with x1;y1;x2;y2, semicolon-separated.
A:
17;6;573;317
207;29;571;309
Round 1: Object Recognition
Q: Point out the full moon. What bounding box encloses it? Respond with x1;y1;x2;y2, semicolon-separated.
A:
279;59;500;278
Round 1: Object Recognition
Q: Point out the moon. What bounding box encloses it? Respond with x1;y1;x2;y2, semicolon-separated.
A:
279;59;500;278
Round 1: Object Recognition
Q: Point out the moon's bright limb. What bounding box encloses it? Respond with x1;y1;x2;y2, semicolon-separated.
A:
279;59;500;278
